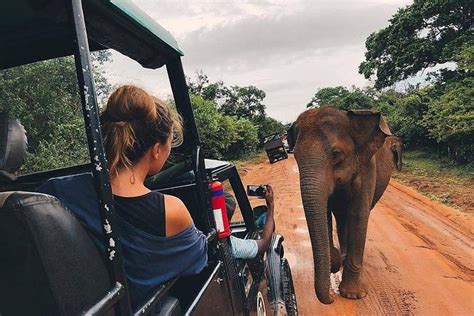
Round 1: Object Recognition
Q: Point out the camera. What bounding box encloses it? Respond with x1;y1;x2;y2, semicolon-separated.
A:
247;184;266;197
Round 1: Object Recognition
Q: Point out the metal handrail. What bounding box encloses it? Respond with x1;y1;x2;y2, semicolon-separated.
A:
84;282;125;316
133;278;179;316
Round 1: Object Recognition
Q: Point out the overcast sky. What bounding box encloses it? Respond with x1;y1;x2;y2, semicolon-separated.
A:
106;0;413;123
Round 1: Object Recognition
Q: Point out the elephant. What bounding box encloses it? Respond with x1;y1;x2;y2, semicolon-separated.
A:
287;107;401;304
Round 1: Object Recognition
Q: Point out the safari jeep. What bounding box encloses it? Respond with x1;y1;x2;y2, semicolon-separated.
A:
263;134;288;164
0;0;297;315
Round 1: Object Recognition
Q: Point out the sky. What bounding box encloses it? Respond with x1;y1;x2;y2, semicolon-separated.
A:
106;0;413;123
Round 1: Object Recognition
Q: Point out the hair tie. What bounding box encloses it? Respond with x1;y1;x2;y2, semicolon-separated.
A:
101;112;134;123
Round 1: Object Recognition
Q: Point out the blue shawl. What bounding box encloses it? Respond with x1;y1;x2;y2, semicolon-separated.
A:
38;173;208;310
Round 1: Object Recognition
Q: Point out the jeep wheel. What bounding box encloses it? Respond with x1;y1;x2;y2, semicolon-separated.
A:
281;259;298;316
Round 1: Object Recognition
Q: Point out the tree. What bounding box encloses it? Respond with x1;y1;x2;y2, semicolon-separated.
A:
187;70;226;103
307;86;374;110
359;0;473;89
220;85;266;121
188;71;289;151
255;116;287;143
383;88;432;148
0;52;112;173
189;94;259;160
225;118;258;160
307;86;349;107
422;77;474;162
187;72;267;121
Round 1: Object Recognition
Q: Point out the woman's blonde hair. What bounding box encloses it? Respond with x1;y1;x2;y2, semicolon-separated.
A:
101;85;183;175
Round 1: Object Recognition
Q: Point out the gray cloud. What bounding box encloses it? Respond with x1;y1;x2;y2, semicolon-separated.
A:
179;3;402;69
107;0;413;122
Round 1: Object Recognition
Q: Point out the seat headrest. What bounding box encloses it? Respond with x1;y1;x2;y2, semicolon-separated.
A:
0;113;28;173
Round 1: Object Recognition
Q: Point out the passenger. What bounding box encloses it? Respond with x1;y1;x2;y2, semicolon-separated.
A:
228;184;276;259
100;85;207;308
40;85;207;310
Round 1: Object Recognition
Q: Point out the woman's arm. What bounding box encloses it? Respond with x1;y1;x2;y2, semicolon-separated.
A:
164;194;193;237
164;194;208;275
255;185;275;255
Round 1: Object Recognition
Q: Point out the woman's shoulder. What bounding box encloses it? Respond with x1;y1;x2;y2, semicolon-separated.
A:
163;194;193;237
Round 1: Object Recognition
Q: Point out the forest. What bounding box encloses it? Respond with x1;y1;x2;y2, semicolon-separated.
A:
0;0;471;173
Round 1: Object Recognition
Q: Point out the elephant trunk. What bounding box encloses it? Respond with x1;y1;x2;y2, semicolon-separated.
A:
298;157;334;304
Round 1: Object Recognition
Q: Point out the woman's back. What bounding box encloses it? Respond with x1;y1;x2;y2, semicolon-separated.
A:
113;192;166;237
39;173;208;310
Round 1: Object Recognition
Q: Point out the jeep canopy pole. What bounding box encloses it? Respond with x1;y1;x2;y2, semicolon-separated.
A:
69;0;131;314
167;58;214;233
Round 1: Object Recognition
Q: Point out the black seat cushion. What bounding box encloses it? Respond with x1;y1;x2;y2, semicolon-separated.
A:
0;192;112;316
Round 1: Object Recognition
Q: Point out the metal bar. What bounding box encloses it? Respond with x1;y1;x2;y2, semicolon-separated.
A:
69;0;131;314
133;278;178;316
185;262;223;316
166;58;200;147
206;228;217;242
84;282;125;316
166;58;212;234
193;146;213;234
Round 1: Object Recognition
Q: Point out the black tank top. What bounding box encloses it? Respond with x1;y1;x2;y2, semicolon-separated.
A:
113;191;166;237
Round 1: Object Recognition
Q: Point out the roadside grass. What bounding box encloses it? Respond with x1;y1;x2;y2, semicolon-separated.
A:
399;150;473;179
232;151;268;172
392;149;474;212
234;148;473;213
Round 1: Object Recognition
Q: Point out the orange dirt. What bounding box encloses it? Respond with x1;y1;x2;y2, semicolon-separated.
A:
240;155;474;315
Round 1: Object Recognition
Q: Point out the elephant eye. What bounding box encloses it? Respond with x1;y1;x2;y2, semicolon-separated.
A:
332;150;345;162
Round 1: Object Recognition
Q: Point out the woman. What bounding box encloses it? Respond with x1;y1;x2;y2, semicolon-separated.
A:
99;85;208;308
40;85;273;310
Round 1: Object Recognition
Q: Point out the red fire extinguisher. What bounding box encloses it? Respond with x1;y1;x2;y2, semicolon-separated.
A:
210;181;231;239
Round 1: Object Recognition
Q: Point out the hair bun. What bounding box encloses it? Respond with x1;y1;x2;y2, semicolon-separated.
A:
102;85;182;175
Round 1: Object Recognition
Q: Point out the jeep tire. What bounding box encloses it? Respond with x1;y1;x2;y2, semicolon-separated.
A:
281;258;298;316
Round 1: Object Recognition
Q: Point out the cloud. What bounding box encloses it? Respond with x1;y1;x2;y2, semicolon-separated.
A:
178;2;404;70
107;0;413;122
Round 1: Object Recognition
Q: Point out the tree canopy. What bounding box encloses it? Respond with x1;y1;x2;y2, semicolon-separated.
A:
188;71;286;147
0;52;110;173
359;0;473;89
189;95;258;160
307;86;374;110
188;71;267;122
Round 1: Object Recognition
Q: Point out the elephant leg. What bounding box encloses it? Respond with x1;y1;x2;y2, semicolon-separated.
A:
334;213;347;260
339;205;370;300
328;211;342;273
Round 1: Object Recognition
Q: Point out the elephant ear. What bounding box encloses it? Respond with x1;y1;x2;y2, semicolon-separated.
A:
347;110;392;165
287;122;298;151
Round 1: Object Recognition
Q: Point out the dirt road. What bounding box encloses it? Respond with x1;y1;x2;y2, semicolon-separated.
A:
241;155;474;315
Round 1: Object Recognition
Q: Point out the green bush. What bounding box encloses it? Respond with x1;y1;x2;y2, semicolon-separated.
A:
190;94;259;160
422;77;474;162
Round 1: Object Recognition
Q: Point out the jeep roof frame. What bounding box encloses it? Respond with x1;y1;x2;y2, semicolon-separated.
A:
0;1;205;314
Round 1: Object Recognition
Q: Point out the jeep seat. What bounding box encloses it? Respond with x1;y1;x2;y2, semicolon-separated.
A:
0;115;112;316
